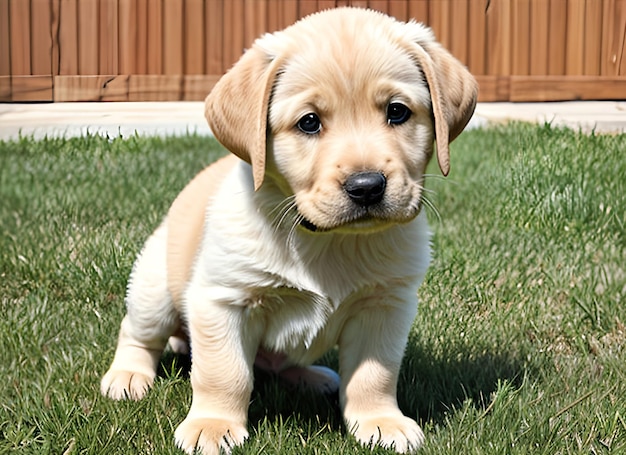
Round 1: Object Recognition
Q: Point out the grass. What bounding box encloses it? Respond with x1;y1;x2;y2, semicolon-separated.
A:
1;123;624;454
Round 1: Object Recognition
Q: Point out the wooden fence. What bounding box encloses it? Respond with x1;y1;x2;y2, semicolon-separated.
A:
1;0;626;102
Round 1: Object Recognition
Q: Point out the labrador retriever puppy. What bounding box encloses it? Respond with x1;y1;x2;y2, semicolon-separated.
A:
101;7;477;454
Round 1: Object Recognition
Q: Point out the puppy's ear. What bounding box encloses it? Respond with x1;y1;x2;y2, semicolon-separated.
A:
407;33;478;176
204;41;284;190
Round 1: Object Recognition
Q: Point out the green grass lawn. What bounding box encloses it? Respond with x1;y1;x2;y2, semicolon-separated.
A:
1;124;624;454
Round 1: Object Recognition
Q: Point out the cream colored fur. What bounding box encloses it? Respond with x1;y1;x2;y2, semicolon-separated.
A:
101;7;477;454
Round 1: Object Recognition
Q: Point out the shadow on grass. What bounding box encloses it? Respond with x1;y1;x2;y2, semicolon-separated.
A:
156;340;527;431
398;341;528;425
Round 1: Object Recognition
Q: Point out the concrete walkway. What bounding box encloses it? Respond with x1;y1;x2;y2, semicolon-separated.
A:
0;101;624;141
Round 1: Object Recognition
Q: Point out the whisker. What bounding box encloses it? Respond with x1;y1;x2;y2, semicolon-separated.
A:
422;194;441;224
269;196;298;232
286;212;304;250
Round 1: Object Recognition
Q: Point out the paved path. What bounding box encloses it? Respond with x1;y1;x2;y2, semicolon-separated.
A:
0;101;624;141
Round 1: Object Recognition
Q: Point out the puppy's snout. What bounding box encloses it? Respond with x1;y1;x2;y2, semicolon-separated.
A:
343;172;386;207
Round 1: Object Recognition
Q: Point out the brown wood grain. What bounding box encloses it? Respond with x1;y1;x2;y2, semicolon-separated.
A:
55;74;128;101
408;0;429;23
449;0;468;64
547;0;567;75
510;75;626;101
0;0;10;78
3;0;623;102
99;0;118;74
163;0;183;75
9;0;31;75
602;0;626;76
10;75;53;100
565;0;585;75
0;76;10;101
59;0;78;75
467;0;486;75
582;0;602;76
118;0;137;74
185;0;205;74
511;0;530;75
529;0;548;76
223;0;245;70
134;0;148;74
485;0;511;75
147;0;163;74
205;0;224;74
30;0;53;75
78;0;99;75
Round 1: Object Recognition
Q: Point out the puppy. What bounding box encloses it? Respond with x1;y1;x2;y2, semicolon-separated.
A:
101;7;477;454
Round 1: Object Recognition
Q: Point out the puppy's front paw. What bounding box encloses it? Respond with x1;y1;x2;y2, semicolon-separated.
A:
174;417;248;455
350;414;424;453
100;369;154;400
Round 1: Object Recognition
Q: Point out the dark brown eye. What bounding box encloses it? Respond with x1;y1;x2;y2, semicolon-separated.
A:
297;113;322;134
386;102;412;125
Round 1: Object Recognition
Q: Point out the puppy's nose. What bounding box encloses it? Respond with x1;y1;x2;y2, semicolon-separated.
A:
343;171;386;206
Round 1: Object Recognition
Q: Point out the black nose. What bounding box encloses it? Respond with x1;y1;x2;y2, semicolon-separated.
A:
343;171;386;207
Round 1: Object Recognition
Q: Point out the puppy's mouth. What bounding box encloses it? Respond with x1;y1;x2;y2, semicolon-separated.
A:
299;217;320;232
298;210;409;234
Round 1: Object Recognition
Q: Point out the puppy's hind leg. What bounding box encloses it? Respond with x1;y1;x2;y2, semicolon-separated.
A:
101;222;180;400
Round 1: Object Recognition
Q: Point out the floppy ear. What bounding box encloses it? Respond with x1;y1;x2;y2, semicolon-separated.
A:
408;37;478;176
204;41;284;190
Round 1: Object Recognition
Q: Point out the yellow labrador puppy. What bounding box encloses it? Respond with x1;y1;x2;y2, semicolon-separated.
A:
101;7;477;454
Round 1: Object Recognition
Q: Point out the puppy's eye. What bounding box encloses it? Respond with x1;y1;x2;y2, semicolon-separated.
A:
297;113;322;134
386;102;412;125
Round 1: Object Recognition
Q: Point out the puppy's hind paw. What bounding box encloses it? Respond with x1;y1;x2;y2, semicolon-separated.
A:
174;417;248;455
100;369;154;400
350;414;425;453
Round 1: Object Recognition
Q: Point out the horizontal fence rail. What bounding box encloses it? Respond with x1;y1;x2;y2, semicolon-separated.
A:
1;0;625;102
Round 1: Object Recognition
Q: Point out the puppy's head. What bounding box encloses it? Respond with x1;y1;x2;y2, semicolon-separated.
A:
205;8;477;233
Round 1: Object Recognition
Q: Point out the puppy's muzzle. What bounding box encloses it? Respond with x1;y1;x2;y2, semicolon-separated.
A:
343;171;386;207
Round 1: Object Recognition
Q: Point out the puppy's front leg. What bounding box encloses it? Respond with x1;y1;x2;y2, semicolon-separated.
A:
339;291;424;453
175;286;262;455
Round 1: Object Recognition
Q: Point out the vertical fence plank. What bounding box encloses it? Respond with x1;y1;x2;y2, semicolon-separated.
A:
163;0;183;75
185;0;205;74
529;0;549;75
369;1;389;14
135;0;147;74
0;0;9;76
30;0;52;75
583;0;602;75
147;0;163;74
317;0;337;9
99;0;119;74
512;0;530;75
467;0;486;75
602;0;626;75
280;0;298;29
548;0;566;75
243;0;262;49
205;0;223;74
266;0;280;32
59;0;78;75
615;0;626;75
408;0;429;23
485;0;511;76
429;0;451;48
0;0;10;100
78;0;98;75
389;0;408;21
119;0;137;74
224;0;245;69
449;0;468;64
298;0;319;18
565;0;585;75
9;0;31;75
